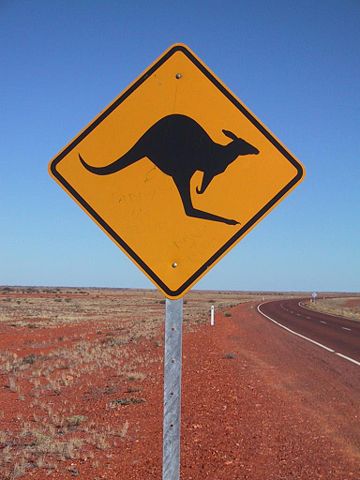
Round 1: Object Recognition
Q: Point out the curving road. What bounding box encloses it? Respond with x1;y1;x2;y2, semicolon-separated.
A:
258;298;360;365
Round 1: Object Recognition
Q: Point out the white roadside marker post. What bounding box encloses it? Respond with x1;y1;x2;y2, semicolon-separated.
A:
210;305;215;326
163;298;183;480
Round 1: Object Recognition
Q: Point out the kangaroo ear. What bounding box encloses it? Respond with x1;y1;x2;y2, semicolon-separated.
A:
222;129;238;140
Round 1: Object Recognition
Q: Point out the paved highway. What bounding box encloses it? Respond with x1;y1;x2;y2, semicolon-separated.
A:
258;298;360;366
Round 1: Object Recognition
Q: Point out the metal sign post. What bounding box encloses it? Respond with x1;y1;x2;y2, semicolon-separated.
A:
163;298;183;480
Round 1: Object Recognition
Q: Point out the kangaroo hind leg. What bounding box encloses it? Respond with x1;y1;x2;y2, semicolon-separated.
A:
172;176;240;225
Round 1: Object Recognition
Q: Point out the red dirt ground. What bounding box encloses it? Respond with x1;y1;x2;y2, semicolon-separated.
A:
345;298;360;308
1;296;359;479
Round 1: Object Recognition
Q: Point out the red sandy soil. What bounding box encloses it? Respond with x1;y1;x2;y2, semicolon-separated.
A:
345;298;360;308
1;298;359;479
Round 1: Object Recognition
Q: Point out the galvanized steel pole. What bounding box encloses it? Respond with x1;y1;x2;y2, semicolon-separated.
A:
162;298;183;480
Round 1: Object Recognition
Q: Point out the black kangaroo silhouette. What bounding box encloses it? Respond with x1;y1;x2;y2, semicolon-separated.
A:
79;114;259;225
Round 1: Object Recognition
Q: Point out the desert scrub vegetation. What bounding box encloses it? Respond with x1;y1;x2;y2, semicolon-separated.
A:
0;286;268;478
305;296;360;322
0;338;139;479
0;287;259;329
0;406;130;479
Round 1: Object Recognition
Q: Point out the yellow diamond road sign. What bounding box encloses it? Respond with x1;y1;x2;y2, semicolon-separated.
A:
49;44;305;299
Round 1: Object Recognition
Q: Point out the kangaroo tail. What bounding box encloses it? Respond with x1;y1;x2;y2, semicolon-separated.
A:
79;147;141;175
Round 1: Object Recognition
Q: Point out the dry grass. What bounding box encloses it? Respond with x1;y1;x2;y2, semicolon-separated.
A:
305;296;360;322
0;286;277;478
0;286;274;329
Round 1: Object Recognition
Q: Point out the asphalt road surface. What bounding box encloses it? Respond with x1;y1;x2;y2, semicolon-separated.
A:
258;298;360;365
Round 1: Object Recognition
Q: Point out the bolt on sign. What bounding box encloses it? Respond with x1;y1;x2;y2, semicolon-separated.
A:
49;44;305;298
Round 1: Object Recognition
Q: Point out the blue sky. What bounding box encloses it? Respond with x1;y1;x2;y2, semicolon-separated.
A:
1;0;359;293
